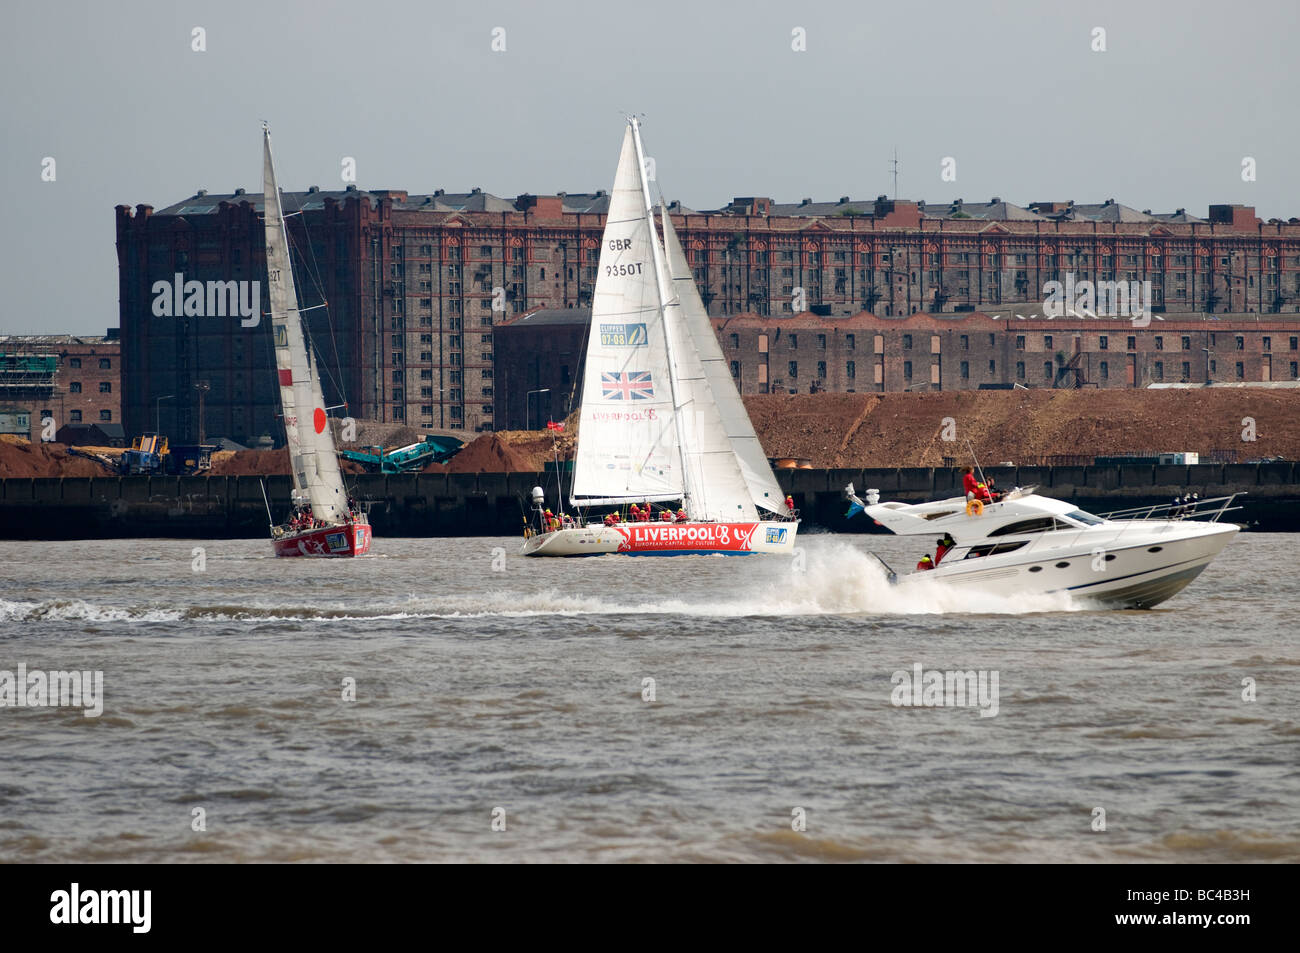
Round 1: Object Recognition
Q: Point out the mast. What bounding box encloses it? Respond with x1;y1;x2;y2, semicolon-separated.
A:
629;117;694;515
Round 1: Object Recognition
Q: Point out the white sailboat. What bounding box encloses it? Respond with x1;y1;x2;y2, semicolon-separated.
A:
262;124;371;557
521;119;797;556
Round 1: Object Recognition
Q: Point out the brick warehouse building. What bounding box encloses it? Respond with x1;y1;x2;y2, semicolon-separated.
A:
117;186;1300;442
0;332;121;440
493;308;1300;430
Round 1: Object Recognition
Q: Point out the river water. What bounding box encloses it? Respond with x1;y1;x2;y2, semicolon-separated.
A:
1;532;1296;863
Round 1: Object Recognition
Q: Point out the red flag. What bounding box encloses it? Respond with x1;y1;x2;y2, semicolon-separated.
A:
546;420;564;431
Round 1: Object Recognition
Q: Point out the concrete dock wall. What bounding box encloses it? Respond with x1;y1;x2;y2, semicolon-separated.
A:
0;464;1297;539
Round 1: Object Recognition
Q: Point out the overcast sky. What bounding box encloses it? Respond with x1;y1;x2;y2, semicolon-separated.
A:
3;0;1297;335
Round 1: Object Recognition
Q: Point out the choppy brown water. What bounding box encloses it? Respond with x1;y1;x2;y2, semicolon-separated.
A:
0;532;1296;863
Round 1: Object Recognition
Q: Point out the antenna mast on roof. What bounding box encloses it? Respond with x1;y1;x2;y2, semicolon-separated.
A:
891;147;900;199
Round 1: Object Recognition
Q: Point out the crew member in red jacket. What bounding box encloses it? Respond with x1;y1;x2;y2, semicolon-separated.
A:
916;554;935;571
935;533;957;564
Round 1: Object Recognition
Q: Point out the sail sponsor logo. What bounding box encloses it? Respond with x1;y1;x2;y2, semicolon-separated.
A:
890;663;999;718
618;522;759;552
151;273;261;327
590;409;657;423
765;527;788;544
0;664;103;717
601;371;654;400
599;323;648;347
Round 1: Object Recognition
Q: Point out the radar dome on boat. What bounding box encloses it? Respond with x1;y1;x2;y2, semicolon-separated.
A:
531;486;545;505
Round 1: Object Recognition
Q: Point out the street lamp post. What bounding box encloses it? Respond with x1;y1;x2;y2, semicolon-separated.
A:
155;394;174;434
527;388;550;431
193;380;210;444
1201;347;1213;386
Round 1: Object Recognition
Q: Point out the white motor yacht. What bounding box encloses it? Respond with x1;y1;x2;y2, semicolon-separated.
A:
846;484;1241;609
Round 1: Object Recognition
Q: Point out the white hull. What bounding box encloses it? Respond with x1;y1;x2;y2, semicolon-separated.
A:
520;520;798;557
904;519;1238;609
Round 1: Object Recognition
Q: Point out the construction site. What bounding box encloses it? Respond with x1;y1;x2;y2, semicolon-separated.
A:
3;388;1297;480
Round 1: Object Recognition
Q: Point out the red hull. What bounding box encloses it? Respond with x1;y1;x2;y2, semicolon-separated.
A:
272;520;372;557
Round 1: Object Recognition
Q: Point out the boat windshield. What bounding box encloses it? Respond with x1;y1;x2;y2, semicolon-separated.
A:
1064;509;1105;526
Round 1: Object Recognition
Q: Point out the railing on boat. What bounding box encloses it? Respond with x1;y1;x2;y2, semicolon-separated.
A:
1099;493;1245;524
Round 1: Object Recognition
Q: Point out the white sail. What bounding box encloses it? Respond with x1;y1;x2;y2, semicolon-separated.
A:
661;208;790;517
571;126;683;504
263;127;347;522
655;206;757;521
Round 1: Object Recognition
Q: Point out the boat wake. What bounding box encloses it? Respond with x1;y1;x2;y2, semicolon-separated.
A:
0;542;1074;625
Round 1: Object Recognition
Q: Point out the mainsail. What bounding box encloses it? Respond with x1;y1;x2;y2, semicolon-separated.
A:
570;125;684;506
661;208;790;517
262;126;347;522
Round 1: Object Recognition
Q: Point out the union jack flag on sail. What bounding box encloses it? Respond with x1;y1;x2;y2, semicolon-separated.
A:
601;371;655;401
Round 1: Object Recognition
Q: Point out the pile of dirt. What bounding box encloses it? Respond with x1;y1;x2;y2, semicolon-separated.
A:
210;449;365;476
210;449;291;476
0;438;106;478
742;389;1300;468
425;434;540;474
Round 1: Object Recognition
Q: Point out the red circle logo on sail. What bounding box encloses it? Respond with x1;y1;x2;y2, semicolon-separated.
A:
313;408;327;433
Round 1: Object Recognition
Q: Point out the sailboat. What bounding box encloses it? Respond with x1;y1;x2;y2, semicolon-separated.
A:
262;124;371;557
520;119;797;556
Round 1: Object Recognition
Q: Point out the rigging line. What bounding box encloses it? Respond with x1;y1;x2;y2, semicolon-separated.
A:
284;211;348;410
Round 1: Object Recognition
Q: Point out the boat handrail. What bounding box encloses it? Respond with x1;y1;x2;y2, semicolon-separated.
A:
1099;493;1245;523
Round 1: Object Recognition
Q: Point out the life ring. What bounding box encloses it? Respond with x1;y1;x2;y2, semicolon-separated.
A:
966;499;984;516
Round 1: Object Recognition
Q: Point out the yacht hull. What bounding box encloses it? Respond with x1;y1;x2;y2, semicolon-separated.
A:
520;520;798;557
272;520;372;557
906;520;1237;609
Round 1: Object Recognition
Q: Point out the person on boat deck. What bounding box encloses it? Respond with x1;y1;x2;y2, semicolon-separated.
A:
935;533;956;564
660;509;673;522
961;466;980;500
985;476;1004;503
543;509;554;532
676;508;688;522
916;554;935;571
629;504;640;522
637;507;650;522
785;495;795;515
